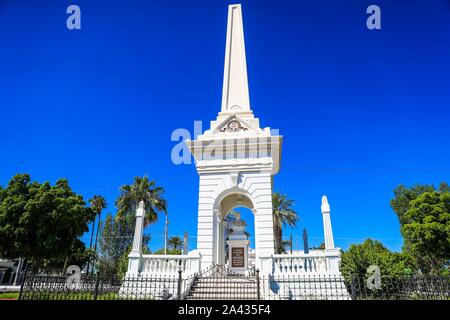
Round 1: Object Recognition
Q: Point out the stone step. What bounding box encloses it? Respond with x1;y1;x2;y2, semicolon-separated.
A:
185;271;260;300
195;278;256;282
193;280;256;285
192;283;256;289
196;276;255;279
186;293;258;298
190;288;257;293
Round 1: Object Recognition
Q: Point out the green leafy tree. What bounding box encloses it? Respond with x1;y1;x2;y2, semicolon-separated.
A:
391;182;450;274
401;191;450;274
43;239;91;271
340;239;416;283
117;246;133;280
0;174;96;270
272;192;299;254
97;214;123;276
98;213;151;277
116;242;151;279
391;184;435;225
154;248;181;255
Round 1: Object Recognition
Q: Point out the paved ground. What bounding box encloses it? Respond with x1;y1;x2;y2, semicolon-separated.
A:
0;285;20;292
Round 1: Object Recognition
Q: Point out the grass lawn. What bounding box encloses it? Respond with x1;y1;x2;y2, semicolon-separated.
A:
0;292;20;300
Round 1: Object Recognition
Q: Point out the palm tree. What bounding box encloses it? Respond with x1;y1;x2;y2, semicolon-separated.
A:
272;192;299;254
168;236;183;252
90;195;107;275
116;176;167;224
86;195;106;274
115;176;168;249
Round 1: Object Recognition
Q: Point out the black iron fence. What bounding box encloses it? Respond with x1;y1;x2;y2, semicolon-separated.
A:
18;268;450;300
350;274;450;300
19;272;195;300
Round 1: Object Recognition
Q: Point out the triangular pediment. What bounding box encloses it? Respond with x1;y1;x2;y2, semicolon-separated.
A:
213;114;257;134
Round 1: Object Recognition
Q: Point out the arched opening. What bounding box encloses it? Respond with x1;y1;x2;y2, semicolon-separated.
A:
214;189;256;272
223;206;255;269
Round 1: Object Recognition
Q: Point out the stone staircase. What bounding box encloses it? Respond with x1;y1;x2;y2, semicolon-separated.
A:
185;274;258;300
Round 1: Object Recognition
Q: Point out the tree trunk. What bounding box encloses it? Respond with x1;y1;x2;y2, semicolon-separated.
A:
62;256;69;275
164;214;169;255
86;217;96;274
274;225;282;254
273;214;283;254
92;212;102;275
32;257;41;275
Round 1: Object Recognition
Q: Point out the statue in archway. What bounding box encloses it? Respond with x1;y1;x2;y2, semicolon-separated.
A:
226;211;250;238
225;211;247;236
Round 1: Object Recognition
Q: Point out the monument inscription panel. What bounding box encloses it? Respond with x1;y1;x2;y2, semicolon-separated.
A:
231;247;245;268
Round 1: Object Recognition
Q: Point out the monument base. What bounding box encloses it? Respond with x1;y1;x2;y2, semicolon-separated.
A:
227;239;249;274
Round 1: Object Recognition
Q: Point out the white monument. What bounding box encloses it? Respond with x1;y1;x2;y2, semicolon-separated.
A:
186;3;281;272
124;3;346;300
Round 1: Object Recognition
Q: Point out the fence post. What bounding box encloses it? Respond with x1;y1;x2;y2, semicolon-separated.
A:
256;269;260;300
93;273;100;300
350;274;357;300
18;263;29;300
177;269;183;300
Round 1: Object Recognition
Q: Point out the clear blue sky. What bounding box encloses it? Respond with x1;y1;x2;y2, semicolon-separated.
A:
1;0;449;252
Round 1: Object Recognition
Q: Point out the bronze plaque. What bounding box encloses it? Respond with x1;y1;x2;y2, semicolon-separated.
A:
231;247;245;268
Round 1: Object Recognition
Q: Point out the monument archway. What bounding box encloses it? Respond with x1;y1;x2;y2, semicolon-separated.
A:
214;189;255;268
190;171;277;271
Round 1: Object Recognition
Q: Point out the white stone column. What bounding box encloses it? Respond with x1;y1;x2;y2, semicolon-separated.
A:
196;175;216;269
219;220;226;265
127;201;145;274
321;195;335;250
215;212;221;264
253;172;275;271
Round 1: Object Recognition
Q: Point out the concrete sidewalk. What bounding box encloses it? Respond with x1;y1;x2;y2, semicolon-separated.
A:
0;285;20;293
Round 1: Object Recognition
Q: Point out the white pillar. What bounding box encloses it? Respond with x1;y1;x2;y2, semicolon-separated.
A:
218;220;225;265
215;214;220;264
127;201;145;274
221;4;251;113
253;173;275;270
321;195;335;250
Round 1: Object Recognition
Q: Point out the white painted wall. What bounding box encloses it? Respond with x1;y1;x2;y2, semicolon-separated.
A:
195;171;276;270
